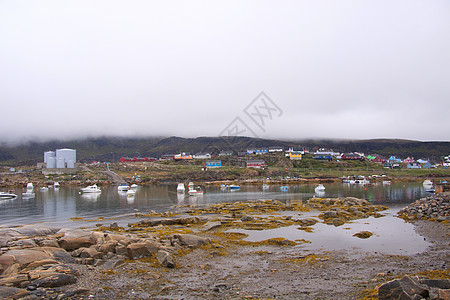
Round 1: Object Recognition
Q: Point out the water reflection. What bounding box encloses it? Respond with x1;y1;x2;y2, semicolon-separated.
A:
0;182;432;227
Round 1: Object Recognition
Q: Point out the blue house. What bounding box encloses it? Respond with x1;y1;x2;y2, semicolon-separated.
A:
255;148;268;154
205;160;221;168
407;162;421;169
422;162;435;169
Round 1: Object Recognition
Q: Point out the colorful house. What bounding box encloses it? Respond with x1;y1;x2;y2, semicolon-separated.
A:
289;151;302;160
174;153;193;160
193;152;211;159
371;155;385;163
205;160;221;168
255;148;268;154
246;160;265;168
341;153;363;161
403;157;415;163
407;162;421;169
422;161;435;169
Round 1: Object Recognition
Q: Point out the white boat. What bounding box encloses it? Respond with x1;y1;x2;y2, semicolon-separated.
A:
228;185;240;191
40;187;49;192
177;183;185;194
423;180;433;186
383;180;391;185
80;184;101;193
118;184;130;191
280;186;288;192
130;184;138;188
127;189;136;197
262;184;269;190
315;184;325;192
188;182;203;195
54;182;60;188
0;191;17;200
22;183;35;198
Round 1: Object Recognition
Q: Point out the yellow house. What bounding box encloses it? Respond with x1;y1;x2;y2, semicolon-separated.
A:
289;151;302;160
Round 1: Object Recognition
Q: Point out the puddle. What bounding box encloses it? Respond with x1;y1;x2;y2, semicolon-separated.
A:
228;208;431;255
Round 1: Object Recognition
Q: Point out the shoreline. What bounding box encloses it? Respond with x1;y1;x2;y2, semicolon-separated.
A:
1;194;449;299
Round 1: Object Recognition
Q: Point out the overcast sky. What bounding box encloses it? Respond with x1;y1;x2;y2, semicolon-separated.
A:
1;1;449;143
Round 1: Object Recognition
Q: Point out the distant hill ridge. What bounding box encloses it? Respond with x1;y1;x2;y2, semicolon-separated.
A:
0;136;449;165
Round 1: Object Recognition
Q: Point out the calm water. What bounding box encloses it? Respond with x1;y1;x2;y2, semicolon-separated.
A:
0;182;429;227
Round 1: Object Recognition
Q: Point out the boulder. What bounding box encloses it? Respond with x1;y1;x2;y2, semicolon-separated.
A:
156;250;175;268
127;243;152;259
22;259;59;272
1;249;53;269
78;247;103;259
297;218;318;227
378;275;429;300
323;211;337;218
33;273;77;288
41;247;75;264
115;244;128;256
145;240;160;254
353;231;373;239
37;239;60;248
106;233;131;246
97;241;118;254
7;238;37;248
173;234;211;247
14;225;61;237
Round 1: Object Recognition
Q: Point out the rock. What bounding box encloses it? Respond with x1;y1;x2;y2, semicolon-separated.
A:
33;273;77;288
3;263;20;276
1;249;53;269
97;241;118;254
378;275;429;300
353;231;373;239
332;218;345;227
127;243;155;259
202;221;222;231
14;225;61;237
438;289;450;300
7;238;37;248
106;233;131;246
101;258;125;270
109;222;119;230
156;250;175;268
37;239;60;248
241;215;254;222
22;259;59;272
41;247;75;264
0;286;29;299
115;244;128;256
323;211;337;218
78;247;103;259
297;218;318;226
420;278;450;289
58;237;94;251
173;234;211;247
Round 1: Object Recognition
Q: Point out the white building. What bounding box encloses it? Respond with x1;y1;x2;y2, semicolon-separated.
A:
44;148;77;169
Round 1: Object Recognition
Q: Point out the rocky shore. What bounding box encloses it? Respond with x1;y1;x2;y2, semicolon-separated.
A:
0;196;449;299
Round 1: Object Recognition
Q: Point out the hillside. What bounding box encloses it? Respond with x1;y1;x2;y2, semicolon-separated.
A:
0;136;449;165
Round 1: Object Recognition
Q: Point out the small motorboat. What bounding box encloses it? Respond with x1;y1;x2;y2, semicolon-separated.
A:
22;183;35;198
177;183;185;194
40;187;49;192
314;184;325;193
130;184;138;189
127;189;136;196
54;182;60;189
228;185;240;191
423;180;433;187
80;184;101;193
188;182;203;195
383;180;391;185
280;186;288;192
118;184;130;191
262;184;269;190
0;191;17;200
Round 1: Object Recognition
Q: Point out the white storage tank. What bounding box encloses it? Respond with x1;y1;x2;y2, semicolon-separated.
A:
47;157;56;168
66;160;75;168
44;151;56;163
56;157;65;168
56;149;76;164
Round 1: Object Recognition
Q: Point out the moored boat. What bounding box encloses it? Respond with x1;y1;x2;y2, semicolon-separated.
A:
0;191;17;200
80;184;101;193
118;184;130;191
22;183;35;198
177;183;185;194
280;186;288;192
188;182;203;195
315;184;325;193
423;180;433;186
262;184;269;190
